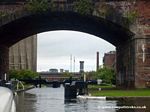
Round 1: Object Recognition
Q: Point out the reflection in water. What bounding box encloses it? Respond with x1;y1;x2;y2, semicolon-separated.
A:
15;92;37;112
15;86;150;112
64;99;117;112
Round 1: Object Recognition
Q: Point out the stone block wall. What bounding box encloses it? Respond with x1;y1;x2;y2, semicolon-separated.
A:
9;35;37;72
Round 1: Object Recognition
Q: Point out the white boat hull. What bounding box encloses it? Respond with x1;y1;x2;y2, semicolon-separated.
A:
0;87;16;112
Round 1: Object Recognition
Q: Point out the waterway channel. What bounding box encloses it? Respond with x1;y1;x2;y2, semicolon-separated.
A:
15;86;150;112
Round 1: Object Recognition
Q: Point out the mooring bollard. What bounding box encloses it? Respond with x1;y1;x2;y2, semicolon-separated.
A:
64;83;77;99
75;81;88;95
64;80;88;100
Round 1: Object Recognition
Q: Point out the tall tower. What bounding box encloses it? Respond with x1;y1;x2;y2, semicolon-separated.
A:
96;52;99;71
79;61;84;73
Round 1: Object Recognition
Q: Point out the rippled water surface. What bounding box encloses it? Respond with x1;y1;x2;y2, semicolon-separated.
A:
15;86;150;112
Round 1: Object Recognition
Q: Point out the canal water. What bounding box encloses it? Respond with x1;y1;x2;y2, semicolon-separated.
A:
15;86;150;112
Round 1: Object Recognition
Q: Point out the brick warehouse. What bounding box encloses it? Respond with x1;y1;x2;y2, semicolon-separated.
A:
103;51;116;69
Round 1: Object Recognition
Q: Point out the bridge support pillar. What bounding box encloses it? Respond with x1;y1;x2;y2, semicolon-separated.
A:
134;37;150;88
116;40;135;89
0;45;9;80
117;36;150;88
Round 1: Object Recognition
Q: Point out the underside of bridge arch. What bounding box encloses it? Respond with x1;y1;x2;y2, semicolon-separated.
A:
0;11;133;47
0;12;135;88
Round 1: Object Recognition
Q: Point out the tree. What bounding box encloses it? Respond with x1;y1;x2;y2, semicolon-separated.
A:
96;67;116;84
9;70;21;79
9;70;39;80
19;70;39;80
86;71;97;80
62;72;72;78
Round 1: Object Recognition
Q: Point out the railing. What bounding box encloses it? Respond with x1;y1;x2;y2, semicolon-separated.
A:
16;79;25;91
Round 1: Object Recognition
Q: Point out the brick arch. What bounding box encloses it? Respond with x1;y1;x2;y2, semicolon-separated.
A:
0;0;149;88
0;11;136;88
0;11;134;47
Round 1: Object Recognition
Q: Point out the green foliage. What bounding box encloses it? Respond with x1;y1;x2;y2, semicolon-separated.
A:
62;72;72;77
9;70;39;80
86;71;97;80
74;0;94;15
94;3;116;19
96;67;116;84
0;11;8;17
25;0;49;13
49;1;57;11
9;70;20;79
89;89;150;97
125;11;138;24
88;84;115;89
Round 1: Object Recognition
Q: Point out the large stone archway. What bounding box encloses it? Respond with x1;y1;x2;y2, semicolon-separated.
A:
0;11;133;88
0;0;149;88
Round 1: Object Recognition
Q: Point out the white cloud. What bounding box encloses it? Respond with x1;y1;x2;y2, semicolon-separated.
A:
37;30;115;72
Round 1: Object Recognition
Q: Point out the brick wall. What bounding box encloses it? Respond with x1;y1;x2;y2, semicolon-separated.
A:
103;51;116;69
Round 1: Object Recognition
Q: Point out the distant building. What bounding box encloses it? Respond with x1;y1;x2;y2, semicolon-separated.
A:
79;61;84;73
103;51;116;69
49;69;58;73
64;70;69;73
60;69;64;73
9;35;37;72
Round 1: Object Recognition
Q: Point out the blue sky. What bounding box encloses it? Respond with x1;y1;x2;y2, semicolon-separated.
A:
37;30;115;72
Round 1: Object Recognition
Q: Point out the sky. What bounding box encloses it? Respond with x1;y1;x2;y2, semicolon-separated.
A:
37;30;115;72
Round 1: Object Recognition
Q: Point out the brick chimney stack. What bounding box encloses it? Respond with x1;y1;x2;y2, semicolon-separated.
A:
96;52;99;71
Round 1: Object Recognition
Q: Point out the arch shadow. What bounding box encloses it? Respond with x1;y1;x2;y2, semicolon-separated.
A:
0;11;134;47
